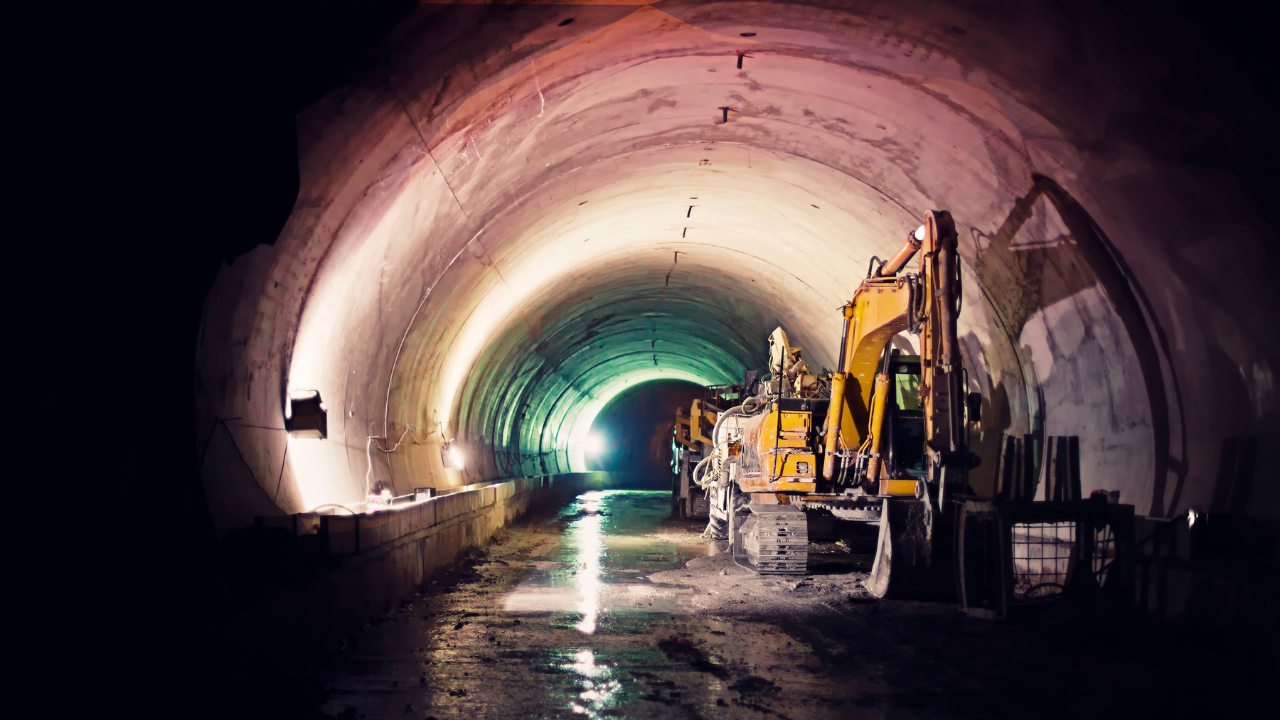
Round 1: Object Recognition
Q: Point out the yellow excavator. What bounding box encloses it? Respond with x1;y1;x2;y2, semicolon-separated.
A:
696;210;982;597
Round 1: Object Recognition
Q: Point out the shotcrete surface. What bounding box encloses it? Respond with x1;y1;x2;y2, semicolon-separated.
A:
315;490;1205;719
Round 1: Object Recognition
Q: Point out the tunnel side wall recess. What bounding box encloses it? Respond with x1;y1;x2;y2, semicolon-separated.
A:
195;0;1279;553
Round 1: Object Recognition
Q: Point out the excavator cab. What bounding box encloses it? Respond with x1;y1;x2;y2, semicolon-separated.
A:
883;350;927;480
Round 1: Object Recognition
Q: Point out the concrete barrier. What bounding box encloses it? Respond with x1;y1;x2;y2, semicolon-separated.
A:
249;472;615;652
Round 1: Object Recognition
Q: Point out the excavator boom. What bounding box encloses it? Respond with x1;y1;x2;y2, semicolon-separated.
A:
822;209;970;493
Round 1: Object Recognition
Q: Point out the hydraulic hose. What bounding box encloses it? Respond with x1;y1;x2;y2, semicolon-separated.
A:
703;406;743;488
700;397;768;488
692;456;713;488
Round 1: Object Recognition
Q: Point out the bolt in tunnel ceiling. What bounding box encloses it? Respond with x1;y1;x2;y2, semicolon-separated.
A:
196;1;1279;536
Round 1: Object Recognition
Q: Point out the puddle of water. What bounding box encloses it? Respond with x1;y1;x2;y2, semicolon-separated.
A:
492;491;718;718
501;490;712;628
561;648;624;718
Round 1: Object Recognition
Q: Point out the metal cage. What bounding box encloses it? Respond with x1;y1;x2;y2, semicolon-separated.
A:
956;499;1135;619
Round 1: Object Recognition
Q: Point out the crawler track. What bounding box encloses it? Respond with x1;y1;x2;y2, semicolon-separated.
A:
733;505;808;575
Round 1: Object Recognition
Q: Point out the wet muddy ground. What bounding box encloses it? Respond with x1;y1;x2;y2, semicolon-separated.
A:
313;490;1267;720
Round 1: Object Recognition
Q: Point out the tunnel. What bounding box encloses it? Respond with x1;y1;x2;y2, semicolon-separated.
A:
195;1;1280;532
79;1;1280;718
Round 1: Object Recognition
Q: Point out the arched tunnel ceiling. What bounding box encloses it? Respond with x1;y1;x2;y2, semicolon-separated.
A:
196;0;1280;535
429;146;932;474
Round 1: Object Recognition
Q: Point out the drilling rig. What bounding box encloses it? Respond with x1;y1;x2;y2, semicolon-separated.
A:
693;210;982;598
672;384;745;520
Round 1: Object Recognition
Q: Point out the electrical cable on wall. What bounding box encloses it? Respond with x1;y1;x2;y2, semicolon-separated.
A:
365;426;416;497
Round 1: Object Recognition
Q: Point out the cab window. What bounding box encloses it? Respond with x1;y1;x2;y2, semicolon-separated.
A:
894;369;921;411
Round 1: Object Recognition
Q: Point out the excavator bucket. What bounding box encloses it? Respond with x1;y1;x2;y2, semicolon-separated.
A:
865;497;957;600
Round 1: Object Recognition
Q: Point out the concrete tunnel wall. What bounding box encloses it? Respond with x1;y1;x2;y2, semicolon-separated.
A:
195;0;1279;538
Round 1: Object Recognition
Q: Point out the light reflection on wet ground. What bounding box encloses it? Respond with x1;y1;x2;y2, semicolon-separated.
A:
317;489;1175;720
501;490;718;627
321;490;749;720
562;648;621;717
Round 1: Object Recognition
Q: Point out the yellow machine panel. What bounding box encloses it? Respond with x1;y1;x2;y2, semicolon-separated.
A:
779;412;810;432
884;479;919;496
689;399;718;446
771;480;818;492
764;450;816;478
759;410;811;449
738;448;818;493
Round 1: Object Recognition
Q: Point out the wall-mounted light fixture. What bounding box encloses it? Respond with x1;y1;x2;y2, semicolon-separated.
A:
286;390;327;438
367;488;393;510
441;439;465;470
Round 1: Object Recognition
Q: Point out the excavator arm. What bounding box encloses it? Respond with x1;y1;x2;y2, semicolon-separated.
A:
822;210;971;494
822;275;912;468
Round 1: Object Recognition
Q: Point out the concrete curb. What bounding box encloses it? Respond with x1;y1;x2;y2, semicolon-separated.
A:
255;472;612;652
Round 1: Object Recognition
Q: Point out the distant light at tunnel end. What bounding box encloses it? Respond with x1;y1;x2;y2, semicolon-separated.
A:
585;433;605;455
